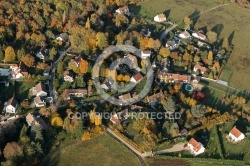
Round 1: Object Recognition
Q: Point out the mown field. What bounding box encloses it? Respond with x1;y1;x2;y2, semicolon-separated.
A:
41;134;141;166
137;0;250;92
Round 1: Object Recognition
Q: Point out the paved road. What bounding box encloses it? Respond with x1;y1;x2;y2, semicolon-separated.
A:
106;127;188;158
49;47;72;105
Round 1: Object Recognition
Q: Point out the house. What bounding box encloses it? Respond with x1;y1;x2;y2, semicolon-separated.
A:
34;96;46;107
130;73;143;83
62;89;88;100
101;78;115;90
110;109;129;124
56;32;69;42
36;46;49;60
124;54;140;70
180;129;188;136
158;71;191;83
188;138;205;156
161;57;171;71
70;55;82;67
179;31;191;39
5;97;18;114
193;62;210;74
228;126;245;143
141;50;151;59
30;83;47;97
192;30;206;41
147;91;164;105
154;13;166;22
217;53;227;59
119;93;131;103
116;6;130;16
26;113;47;130
166;38;181;50
63;71;74;83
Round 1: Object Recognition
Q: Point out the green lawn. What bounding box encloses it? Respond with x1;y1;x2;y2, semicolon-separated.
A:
205;127;223;159
41;134;141;166
219;121;250;160
219;69;233;83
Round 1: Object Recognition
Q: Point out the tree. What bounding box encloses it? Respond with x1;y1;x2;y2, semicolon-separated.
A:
191;104;206;118
51;117;63;128
17;48;26;61
207;51;213;61
82;131;92;141
19;125;28;139
159;47;170;58
206;31;217;44
0;127;4;148
4;46;16;62
79;59;88;75
96;32;108;49
163;97;176;113
76;77;86;87
184;16;192;25
3;142;23;160
85;17;91;29
114;14;128;27
94;115;102;126
49;47;57;61
63;117;71;133
37;62;50;71
53;79;59;89
57;62;64;74
21;54;35;67
194;55;200;62
74;120;84;139
39;107;51;118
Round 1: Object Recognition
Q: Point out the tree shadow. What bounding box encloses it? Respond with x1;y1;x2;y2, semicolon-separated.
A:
228;31;235;45
130;4;141;18
163;9;171;18
189;10;201;28
199;26;208;34
211;24;224;39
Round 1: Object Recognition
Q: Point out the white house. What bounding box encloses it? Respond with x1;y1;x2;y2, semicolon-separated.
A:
30;83;47;97
34;96;46;107
116;6;130;16
165;38;180;50
228;126;245;143
56;32;69;42
26;113;47;130
141;50;151;59
154;13;166;22
36;46;49;60
179;31;191;39
130;73;143;83
188;138;205;156
192;31;206;41
5;97;18;114
63;75;74;83
193;62;210;74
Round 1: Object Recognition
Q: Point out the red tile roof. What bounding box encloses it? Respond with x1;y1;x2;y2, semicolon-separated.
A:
189;138;202;152
230;126;243;138
132;73;143;82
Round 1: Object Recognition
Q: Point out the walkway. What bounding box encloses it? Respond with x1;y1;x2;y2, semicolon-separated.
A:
106;127;188;158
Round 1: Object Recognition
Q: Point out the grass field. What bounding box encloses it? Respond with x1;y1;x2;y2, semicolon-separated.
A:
219;121;250;160
41;134;141;166
219;69;233;82
137;0;250;92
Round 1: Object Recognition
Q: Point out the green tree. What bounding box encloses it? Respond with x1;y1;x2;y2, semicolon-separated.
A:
96;32;108;49
74;120;84;139
76;77;86;88
0;51;4;62
49;47;57;61
0;127;4;148
63;117;71;133
19;125;28;139
191;104;206;118
53;79;60;89
57;62;64;74
163;97;176;113
17;48;26;61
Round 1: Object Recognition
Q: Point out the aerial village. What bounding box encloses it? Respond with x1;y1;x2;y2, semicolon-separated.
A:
0;0;249;165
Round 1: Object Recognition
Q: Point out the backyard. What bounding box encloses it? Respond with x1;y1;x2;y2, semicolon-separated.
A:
41;133;141;166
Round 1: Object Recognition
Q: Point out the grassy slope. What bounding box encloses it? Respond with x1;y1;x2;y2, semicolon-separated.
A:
41;134;141;166
138;0;250;92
